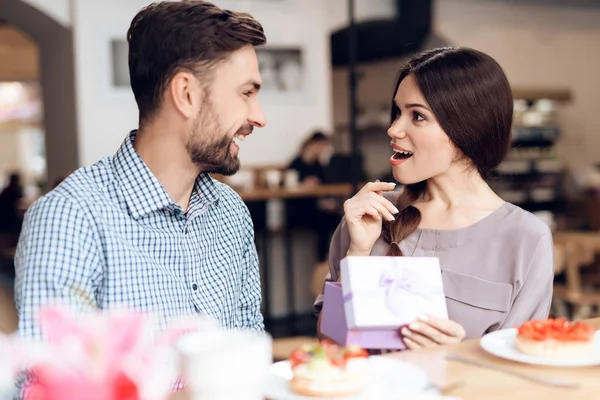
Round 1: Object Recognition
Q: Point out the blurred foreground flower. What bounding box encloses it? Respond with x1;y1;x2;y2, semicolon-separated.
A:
0;333;23;399
20;306;217;400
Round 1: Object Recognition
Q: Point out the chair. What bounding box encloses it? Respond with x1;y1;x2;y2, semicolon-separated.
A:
0;284;17;333
270;260;328;362
552;232;600;320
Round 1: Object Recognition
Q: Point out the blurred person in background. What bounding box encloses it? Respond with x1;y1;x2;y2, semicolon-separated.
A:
15;0;268;349
287;132;340;263
288;131;332;187
0;172;24;247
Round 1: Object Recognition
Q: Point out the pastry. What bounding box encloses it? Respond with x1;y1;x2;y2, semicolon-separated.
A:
289;341;369;398
515;318;596;357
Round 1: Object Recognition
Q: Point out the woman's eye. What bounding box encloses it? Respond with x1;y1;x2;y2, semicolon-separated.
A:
413;111;425;122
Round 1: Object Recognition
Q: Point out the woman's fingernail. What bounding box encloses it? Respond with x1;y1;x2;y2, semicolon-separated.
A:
401;328;411;337
409;322;420;330
392;206;399;214
387;182;396;186
389;214;395;221
418;315;429;322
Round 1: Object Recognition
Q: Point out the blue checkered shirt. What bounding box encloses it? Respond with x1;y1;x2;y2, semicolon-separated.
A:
15;130;264;340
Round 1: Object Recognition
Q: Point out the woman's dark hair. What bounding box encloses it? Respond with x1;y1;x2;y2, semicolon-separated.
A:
300;131;330;153
382;47;513;256
127;1;266;126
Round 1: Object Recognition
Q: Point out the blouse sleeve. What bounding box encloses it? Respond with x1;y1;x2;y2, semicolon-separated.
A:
500;231;554;329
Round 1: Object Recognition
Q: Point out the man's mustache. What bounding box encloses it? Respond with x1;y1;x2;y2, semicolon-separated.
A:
236;125;254;136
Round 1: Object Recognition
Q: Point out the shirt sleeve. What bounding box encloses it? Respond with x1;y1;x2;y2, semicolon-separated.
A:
500;232;554;329
313;217;349;316
234;205;264;331
14;194;103;341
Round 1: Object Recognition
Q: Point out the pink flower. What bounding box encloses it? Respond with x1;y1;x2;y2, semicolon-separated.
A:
23;305;188;400
0;334;23;399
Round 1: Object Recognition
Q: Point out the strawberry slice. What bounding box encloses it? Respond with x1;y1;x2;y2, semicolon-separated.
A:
517;318;595;342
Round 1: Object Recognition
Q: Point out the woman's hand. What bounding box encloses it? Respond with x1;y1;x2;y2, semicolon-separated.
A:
400;315;466;349
344;181;398;256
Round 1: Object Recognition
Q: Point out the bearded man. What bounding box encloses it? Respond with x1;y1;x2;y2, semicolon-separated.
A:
15;1;268;338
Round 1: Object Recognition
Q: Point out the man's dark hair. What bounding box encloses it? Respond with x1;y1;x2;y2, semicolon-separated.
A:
127;1;266;126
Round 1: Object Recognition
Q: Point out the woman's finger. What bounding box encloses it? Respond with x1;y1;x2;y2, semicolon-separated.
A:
364;199;396;222
406;321;452;345
369;192;400;215
403;336;421;350
416;315;466;341
374;179;382;196
363;205;381;221
360;181;396;194
401;326;437;348
347;197;394;222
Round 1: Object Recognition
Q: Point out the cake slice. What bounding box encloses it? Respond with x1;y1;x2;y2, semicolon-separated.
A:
515;318;596;357
289;341;369;398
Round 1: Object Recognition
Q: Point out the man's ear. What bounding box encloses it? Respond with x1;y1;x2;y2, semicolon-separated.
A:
168;71;199;120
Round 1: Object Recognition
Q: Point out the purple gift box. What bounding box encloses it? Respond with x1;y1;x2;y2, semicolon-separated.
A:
320;256;447;350
320;282;407;350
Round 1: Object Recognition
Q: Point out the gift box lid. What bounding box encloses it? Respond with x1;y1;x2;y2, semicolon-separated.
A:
340;256;448;329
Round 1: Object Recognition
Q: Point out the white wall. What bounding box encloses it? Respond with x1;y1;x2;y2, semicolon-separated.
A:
69;0;332;168
71;0;141;167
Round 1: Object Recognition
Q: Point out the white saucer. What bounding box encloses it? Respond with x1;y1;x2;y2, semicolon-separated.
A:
480;328;600;367
264;356;429;400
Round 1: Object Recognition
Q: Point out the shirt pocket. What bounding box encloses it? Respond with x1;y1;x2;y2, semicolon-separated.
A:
442;269;513;339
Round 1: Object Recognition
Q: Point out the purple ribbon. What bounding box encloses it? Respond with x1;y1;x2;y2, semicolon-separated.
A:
343;271;432;305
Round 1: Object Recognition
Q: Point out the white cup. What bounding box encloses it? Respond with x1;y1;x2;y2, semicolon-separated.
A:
283;169;299;188
265;169;282;189
226;170;255;190
176;329;272;400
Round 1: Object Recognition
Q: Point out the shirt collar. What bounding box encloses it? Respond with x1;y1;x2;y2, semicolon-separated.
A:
113;130;219;220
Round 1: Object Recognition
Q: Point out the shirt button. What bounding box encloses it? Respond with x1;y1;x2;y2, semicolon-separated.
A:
192;283;198;291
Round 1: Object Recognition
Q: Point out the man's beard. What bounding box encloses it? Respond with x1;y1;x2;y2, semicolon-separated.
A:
186;105;241;176
187;132;240;176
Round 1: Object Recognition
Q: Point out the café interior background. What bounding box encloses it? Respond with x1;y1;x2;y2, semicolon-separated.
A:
0;0;600;341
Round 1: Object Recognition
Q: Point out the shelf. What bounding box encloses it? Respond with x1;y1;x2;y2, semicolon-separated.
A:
512;87;572;102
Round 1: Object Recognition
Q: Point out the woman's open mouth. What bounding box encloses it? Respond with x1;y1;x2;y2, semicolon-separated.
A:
390;149;413;166
392;149;413;160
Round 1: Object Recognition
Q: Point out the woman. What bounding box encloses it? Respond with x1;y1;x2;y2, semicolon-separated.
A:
314;47;554;349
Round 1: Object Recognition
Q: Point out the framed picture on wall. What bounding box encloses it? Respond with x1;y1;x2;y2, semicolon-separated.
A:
255;46;309;103
110;39;130;88
109;40;310;102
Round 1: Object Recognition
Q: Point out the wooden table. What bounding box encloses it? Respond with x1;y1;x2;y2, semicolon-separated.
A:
387;317;600;399
235;183;355;202
171;318;600;400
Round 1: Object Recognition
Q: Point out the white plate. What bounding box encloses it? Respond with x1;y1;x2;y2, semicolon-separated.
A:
265;356;429;400
480;328;600;367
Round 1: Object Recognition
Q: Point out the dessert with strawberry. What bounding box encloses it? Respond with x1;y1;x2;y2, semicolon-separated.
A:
289;341;369;398
515;318;596;357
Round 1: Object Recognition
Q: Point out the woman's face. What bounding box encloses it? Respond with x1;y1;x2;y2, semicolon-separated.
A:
387;74;457;184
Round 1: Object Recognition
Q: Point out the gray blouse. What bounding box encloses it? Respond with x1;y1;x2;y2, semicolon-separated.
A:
314;199;554;339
